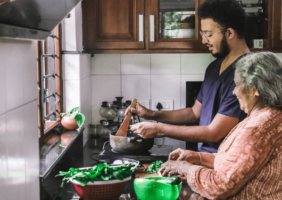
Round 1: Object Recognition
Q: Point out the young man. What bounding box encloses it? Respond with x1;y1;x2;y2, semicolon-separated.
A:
129;0;248;153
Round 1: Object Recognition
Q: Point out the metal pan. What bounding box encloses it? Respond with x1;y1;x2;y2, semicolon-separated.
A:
109;129;154;153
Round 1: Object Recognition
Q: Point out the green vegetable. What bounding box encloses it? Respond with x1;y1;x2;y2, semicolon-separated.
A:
56;162;139;191
146;160;163;174
60;107;85;128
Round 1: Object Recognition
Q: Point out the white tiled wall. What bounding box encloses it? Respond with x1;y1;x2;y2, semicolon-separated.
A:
0;39;39;200
91;53;211;150
62;54;92;145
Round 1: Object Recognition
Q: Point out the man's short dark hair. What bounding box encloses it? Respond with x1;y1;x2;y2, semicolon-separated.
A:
198;0;246;39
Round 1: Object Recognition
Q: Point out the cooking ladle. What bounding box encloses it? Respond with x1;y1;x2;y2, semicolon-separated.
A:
115;99;137;137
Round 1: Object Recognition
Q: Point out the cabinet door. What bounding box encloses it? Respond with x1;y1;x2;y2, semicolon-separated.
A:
147;0;206;50
82;0;145;50
272;0;282;49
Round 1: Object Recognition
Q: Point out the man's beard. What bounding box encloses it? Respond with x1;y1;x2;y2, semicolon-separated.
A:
212;35;230;59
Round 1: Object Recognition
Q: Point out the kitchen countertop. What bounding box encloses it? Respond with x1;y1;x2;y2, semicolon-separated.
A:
40;128;84;179
59;137;206;200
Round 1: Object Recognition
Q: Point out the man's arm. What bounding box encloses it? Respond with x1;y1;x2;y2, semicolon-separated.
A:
136;112;239;143
131;100;202;125
152;100;202;125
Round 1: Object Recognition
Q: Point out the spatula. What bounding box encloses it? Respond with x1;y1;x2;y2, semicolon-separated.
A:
115;99;137;137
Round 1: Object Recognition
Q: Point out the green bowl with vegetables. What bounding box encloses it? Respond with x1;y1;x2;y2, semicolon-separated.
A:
134;176;182;200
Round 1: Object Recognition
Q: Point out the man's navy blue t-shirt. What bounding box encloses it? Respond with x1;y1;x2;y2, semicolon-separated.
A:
197;58;247;153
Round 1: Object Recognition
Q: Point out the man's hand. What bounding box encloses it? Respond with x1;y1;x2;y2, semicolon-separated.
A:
130;122;159;139
127;103;154;120
169;148;201;165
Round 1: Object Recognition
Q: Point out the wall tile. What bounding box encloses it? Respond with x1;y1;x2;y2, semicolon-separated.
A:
80;76;92;145
0;115;8;200
92;54;120;74
181;53;210;74
23;41;37;104
180;75;205;109
151;54;180;74
121;75;150;100
121;54;150;74
80;54;92;80
210;54;216;62
24;101;40;200
92;75;121;124
0;40;6;115
63;80;80;112
5;40;27;111
151;75;181;110
62;54;80;80
164;137;181;151
276;53;282;61
6;107;25;200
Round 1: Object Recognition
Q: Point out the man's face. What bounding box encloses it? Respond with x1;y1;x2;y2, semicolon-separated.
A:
201;19;230;59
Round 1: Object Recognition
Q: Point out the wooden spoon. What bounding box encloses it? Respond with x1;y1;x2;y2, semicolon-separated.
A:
115;99;137;137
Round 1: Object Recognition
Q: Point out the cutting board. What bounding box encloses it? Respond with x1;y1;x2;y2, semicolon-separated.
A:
135;164;159;178
134;164;187;182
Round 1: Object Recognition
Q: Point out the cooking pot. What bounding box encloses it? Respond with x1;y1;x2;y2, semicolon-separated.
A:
109;129;154;153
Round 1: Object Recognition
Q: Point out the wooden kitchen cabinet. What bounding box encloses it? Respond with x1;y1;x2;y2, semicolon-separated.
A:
82;0;207;53
82;0;282;53
82;0;145;51
271;0;282;50
147;0;206;50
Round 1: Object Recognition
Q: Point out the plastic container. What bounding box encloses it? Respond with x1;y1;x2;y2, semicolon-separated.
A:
134;177;182;200
71;177;131;200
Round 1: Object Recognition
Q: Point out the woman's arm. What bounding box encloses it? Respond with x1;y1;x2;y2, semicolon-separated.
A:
186;125;279;199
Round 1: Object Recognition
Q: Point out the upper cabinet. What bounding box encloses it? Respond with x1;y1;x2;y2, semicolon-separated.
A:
147;0;206;50
82;0;282;53
271;0;282;50
82;0;145;51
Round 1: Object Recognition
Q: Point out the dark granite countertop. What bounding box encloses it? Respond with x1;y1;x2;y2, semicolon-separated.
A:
40;128;84;179
59;137;206;200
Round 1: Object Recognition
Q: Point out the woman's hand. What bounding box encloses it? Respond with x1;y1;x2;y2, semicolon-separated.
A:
158;160;192;177
169;148;201;165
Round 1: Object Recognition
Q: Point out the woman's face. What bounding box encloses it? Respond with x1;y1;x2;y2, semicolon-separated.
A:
233;71;259;114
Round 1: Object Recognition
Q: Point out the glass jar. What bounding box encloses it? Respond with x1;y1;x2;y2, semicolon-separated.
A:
99;101;108;118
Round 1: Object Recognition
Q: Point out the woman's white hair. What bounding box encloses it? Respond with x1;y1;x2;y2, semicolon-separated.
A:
235;52;282;108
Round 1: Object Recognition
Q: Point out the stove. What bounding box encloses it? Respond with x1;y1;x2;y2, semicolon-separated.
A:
99;142;168;165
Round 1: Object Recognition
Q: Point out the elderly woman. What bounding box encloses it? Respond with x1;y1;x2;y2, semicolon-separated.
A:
159;52;282;199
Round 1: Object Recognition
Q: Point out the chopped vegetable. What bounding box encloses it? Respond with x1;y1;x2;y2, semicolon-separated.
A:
146;160;163;174
55;162;139;197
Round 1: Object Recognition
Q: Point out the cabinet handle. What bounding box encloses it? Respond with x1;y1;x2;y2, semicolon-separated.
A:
139;15;143;42
150;15;154;42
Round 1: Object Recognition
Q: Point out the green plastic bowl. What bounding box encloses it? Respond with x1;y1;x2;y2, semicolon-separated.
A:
134;177;182;200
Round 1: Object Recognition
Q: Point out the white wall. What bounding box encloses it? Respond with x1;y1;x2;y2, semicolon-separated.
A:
62;54;92;146
0;38;39;200
62;2;92;146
